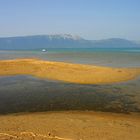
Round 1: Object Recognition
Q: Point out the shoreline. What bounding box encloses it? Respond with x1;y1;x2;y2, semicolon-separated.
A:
1;110;140;116
0;58;140;84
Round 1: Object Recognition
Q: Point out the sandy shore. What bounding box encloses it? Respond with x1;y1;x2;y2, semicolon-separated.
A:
0;111;139;140
0;58;140;84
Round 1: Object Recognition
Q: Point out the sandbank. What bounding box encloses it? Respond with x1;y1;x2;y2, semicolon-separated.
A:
0;58;140;84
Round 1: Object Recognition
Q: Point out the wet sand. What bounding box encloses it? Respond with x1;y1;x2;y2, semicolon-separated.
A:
0;58;140;84
0;111;140;140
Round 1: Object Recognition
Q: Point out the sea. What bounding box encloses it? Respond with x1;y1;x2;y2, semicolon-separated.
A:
0;48;140;67
0;48;140;114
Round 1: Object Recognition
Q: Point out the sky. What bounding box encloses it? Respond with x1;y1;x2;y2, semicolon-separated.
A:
0;0;140;40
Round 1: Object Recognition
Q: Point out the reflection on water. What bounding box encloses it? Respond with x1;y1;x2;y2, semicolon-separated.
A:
0;76;140;114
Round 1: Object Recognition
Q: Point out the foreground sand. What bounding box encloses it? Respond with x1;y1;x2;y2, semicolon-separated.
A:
0;111;140;140
0;58;140;84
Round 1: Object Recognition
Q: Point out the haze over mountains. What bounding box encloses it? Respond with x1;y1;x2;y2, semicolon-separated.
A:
0;34;140;50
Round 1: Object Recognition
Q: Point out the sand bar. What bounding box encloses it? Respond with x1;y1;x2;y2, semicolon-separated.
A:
0;58;140;84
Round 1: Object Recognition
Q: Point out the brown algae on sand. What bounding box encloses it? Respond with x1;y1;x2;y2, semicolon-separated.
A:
0;58;140;84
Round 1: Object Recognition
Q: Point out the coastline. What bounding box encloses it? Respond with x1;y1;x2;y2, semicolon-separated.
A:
0;58;140;84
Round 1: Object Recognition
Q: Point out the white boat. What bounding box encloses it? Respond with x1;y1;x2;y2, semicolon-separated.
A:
42;49;47;52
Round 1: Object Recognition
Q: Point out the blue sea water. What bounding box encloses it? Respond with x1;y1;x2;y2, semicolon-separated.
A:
0;48;140;67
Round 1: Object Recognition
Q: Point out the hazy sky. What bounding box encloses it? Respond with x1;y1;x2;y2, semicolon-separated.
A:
0;0;140;40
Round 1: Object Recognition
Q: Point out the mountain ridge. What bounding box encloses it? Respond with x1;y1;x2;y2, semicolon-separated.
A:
0;34;139;50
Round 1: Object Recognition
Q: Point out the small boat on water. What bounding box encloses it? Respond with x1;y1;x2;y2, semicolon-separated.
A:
42;49;47;52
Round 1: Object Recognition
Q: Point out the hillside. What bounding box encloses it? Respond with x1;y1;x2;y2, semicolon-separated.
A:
0;34;139;50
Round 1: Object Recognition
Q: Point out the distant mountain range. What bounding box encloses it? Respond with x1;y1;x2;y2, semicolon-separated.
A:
0;34;140;50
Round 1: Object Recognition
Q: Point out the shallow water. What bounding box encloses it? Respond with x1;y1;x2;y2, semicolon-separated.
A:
0;76;140;114
0;48;140;114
